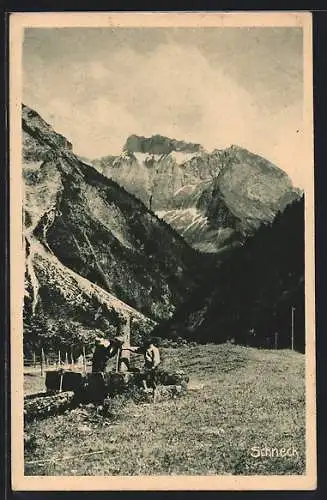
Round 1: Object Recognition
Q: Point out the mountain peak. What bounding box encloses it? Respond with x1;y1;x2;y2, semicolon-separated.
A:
22;103;73;153
124;134;204;155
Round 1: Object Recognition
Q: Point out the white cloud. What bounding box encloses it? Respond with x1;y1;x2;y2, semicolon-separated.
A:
24;39;306;187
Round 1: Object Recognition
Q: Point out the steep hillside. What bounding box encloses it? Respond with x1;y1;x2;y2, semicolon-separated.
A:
93;136;301;253
152;196;305;352
22;105;203;353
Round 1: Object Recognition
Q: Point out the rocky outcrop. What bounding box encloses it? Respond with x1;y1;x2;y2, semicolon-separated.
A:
196;146;302;233
23;104;73;158
124;134;203;155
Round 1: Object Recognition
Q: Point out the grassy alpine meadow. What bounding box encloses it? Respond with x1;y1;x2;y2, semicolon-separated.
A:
24;343;305;476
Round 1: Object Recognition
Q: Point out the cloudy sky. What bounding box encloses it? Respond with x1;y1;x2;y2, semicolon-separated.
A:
23;27;305;187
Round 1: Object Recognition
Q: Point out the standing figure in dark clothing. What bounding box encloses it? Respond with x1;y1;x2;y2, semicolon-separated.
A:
91;337;123;373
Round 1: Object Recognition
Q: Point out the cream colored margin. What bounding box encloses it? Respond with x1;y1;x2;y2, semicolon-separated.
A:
9;11;316;491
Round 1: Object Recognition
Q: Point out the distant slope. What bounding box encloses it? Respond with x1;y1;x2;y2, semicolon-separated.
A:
153;196;305;352
93;136;301;252
22;105;203;351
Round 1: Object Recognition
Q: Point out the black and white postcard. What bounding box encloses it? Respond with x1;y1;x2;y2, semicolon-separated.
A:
9;11;316;491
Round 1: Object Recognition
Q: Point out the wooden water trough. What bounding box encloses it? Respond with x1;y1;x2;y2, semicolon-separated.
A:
25;318;189;422
24;368;189;422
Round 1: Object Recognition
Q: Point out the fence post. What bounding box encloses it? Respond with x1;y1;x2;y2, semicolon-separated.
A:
115;349;120;373
291;306;295;351
33;352;36;368
82;345;87;374
119;314;131;372
41;348;45;376
274;332;278;350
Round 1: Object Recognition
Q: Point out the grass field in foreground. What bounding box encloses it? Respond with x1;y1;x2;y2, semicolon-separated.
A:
24;344;305;476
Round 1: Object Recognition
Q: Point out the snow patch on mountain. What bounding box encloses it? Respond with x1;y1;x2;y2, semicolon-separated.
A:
129;151;201;166
157;208;208;233
169;151;201;165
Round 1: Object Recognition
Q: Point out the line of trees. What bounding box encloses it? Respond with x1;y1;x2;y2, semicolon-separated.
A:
23;291;126;359
154;196;305;352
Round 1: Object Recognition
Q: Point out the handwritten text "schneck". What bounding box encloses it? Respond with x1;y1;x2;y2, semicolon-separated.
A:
250;446;299;459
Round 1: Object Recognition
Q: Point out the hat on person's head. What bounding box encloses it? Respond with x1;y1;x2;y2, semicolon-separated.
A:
96;337;110;348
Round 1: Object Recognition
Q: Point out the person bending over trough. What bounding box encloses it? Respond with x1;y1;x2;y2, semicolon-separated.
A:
92;337;124;373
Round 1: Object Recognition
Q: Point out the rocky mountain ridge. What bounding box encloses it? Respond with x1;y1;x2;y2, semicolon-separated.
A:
124;134;203;155
93;135;301;253
22;106;202;349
